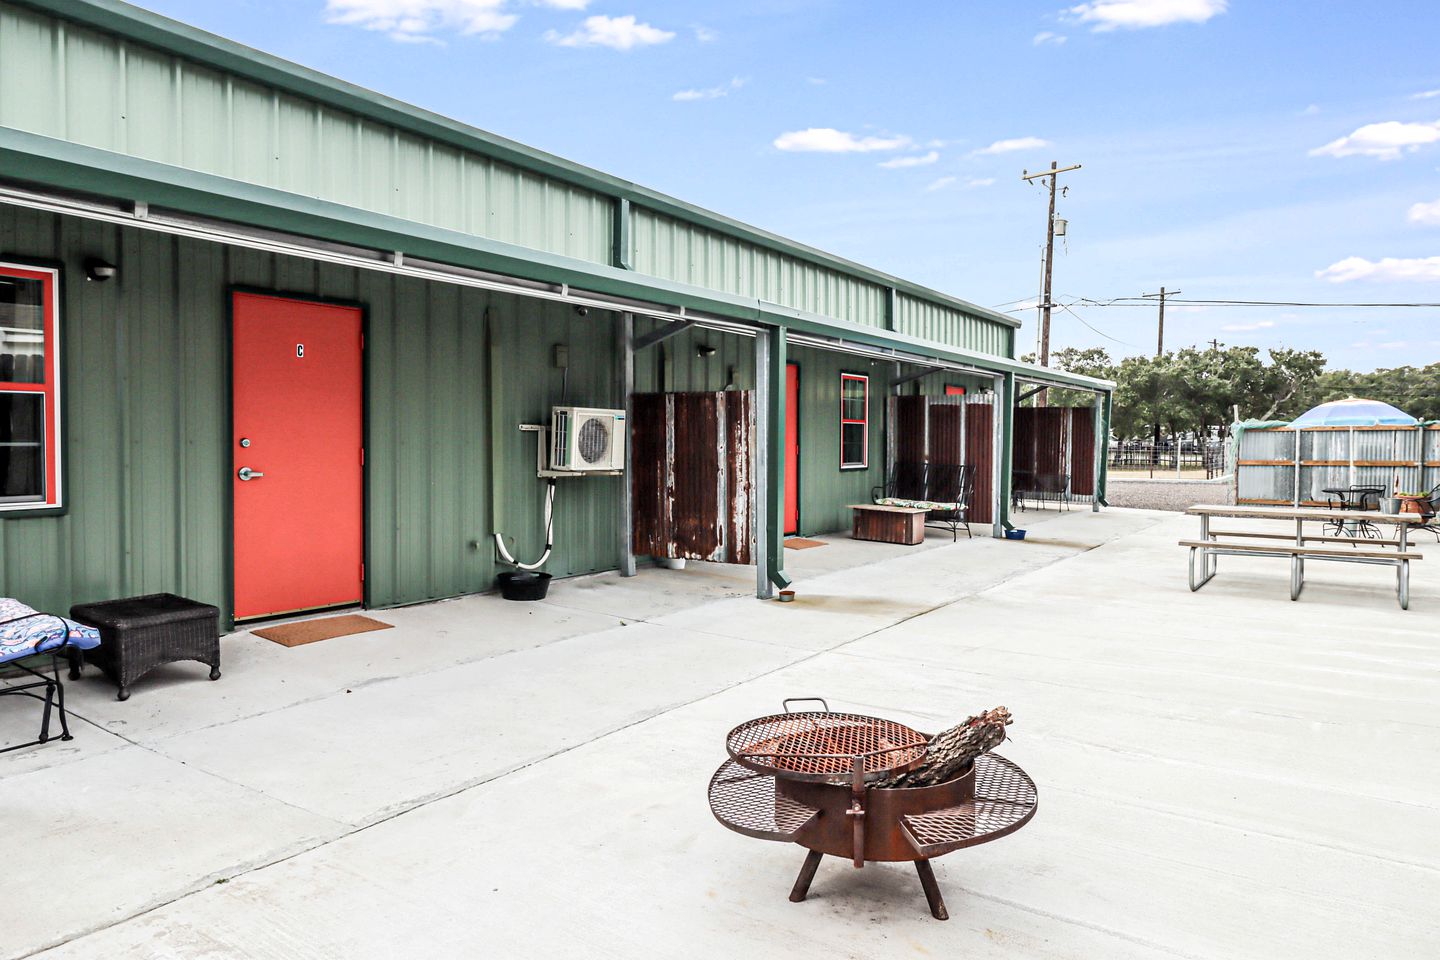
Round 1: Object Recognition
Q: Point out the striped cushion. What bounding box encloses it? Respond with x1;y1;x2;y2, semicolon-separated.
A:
875;498;959;511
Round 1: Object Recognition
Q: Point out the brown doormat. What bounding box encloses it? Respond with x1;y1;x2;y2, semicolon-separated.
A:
784;538;828;550
253;614;394;648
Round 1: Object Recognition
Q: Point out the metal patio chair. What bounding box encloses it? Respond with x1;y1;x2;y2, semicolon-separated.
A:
0;599;102;754
872;460;929;504
922;463;976;540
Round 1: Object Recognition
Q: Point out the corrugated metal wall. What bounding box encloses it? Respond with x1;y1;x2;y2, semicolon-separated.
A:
0;2;614;262
0;2;1017;359
894;294;1010;358
630;207;890;326
0;205;628;622
1237;425;1440;505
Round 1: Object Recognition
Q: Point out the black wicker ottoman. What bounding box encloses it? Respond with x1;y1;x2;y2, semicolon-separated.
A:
69;593;221;701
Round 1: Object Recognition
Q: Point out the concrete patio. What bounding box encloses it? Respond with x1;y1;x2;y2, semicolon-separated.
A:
3;506;1437;959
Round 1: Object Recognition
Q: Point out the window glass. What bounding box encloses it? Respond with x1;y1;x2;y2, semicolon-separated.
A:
0;392;44;502
0;275;45;385
841;422;866;468
840;374;868;469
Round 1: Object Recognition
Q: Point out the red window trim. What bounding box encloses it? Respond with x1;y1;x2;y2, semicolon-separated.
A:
0;261;61;512
839;372;869;470
945;384;967;396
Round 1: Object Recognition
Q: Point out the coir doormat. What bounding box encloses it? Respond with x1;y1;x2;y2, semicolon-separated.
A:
784;538;828;550
254;614;394;648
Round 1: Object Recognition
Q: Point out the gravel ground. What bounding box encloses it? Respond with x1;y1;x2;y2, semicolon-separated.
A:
1105;476;1236;511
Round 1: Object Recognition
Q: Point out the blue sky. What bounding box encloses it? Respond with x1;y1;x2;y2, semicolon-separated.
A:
134;0;1440;371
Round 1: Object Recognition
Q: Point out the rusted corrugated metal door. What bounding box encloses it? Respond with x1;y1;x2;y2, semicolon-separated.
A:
1070;408;1095;496
966;399;994;525
631;391;754;563
927;400;964;467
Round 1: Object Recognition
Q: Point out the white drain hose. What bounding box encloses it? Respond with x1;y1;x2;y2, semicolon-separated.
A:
493;478;556;571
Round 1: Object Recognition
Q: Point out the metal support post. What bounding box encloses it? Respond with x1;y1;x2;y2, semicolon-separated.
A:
1098;390;1113;507
754;327;792;597
618;312;636;577
1092;392;1104;512
995;372;1016;535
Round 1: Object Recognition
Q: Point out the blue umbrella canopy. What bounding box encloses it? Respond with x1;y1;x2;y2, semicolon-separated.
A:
1290;397;1417;427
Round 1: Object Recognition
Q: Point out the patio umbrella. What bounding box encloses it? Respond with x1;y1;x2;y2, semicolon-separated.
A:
1289;397;1418;427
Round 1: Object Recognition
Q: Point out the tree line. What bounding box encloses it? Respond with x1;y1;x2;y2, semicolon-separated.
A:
1026;345;1439;440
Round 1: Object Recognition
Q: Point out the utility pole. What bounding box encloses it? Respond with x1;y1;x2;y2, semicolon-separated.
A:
1142;287;1180;357
1141;287;1180;476
1021;160;1081;406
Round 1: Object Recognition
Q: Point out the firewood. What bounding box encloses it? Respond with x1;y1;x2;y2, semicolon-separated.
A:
876;707;1012;788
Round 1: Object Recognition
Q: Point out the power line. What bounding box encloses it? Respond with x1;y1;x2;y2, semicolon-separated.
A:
1055;302;1137;347
1076;297;1440;308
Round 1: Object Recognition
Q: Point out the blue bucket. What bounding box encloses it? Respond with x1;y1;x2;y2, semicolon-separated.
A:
1004;529;1027;541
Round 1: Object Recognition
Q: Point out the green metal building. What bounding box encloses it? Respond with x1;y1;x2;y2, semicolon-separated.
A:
0;0;1113;626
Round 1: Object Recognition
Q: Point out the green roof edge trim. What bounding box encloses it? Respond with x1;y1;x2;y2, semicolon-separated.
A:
0;126;1110;392
11;0;1021;332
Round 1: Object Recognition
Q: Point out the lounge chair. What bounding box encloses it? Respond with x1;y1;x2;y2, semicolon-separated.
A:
0;599;101;754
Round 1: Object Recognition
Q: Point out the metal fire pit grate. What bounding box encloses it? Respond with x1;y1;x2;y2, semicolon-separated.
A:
900;753;1038;858
707;760;820;841
726;711;928;782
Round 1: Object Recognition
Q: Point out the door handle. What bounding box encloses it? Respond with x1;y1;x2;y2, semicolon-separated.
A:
237;467;264;481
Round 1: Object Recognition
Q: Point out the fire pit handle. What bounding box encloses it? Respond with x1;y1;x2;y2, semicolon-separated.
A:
782;697;831;714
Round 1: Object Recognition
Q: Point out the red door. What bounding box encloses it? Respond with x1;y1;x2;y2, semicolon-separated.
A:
784;363;800;535
232;293;364;620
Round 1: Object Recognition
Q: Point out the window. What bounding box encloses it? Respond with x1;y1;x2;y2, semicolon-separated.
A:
840;373;868;470
945;384;967;396
0;262;61;512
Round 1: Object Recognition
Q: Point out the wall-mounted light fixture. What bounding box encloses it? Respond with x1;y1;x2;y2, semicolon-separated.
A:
83;257;118;282
696;344;717;358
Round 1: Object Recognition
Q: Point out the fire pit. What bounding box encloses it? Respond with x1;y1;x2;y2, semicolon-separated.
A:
709;698;1037;920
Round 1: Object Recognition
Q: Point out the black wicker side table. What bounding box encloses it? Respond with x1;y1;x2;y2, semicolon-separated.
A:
69;593;221;701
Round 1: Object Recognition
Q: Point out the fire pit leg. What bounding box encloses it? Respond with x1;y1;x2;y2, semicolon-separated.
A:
914;860;949;921
789;850;825;903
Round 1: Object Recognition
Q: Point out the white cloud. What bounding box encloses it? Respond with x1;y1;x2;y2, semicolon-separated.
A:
773;128;912;153
1411;89;1440;100
1316;255;1440;283
1033;31;1067;45
1309;120;1440;160
693;25;718;42
673;77;745;101
545;14;674;49
975;136;1051;155
1301;103;1320;116
926;176;958;192
806;77;828;86
878;151;940;169
1067;0;1227;31
1409;198;1440;225
1220;320;1275;333
325;0;518;41
966;177;997;188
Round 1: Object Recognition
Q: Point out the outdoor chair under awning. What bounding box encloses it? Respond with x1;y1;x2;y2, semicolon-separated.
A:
0;598;101;754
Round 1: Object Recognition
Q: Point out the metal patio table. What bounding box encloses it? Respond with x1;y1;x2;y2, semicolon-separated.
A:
1320;485;1385;538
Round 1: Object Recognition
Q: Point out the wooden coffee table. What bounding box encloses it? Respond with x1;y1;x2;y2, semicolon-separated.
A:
849;504;929;545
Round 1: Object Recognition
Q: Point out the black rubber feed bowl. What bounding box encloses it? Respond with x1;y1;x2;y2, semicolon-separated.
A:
497;571;552;601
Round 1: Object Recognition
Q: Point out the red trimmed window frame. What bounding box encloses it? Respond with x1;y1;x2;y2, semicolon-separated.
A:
945;384;967;396
839;372;869;470
0;261;62;513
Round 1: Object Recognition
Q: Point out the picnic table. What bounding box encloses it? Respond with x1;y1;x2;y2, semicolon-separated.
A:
1181;504;1425;609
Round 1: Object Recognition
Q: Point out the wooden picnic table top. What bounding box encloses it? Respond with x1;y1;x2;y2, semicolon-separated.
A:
1186;503;1427;524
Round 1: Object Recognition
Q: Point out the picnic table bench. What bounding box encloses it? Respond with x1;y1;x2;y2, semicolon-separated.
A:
1181;504;1425;609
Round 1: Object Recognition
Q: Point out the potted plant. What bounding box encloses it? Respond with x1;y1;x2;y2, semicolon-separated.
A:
1395;491;1431;515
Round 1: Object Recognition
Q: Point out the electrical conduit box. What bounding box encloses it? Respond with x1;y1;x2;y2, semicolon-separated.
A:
549;407;626;472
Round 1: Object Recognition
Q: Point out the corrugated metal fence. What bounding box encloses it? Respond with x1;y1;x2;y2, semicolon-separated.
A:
1012;407;1096;500
1236;425;1440;504
886;394;995;525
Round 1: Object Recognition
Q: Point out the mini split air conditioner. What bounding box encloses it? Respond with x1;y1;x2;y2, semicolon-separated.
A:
549;406;626;472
